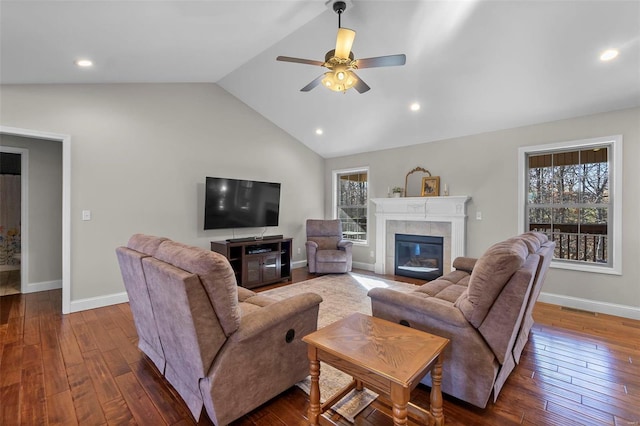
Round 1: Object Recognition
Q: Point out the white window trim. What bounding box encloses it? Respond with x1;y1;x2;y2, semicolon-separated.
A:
517;135;622;275
332;166;370;246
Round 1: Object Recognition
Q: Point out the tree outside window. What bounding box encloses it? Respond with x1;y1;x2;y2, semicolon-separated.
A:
527;147;610;265
335;169;368;243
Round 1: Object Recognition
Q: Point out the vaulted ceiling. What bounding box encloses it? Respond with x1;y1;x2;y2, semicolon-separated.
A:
2;1;639;158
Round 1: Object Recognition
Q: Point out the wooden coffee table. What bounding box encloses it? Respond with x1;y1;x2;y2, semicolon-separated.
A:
303;312;449;426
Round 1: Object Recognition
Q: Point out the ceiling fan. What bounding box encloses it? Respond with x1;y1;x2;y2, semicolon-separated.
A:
276;1;406;94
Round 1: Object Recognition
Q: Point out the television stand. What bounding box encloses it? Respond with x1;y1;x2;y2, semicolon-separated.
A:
211;237;292;289
226;234;284;243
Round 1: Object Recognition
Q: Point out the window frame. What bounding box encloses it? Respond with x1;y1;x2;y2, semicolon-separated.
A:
332;166;370;246
518;135;622;275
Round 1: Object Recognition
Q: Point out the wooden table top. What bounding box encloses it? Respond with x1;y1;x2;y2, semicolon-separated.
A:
303;313;449;388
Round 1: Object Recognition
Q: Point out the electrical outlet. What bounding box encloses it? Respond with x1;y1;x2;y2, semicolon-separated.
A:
370;250;375;258
82;210;91;221
297;247;301;255
476;211;482;220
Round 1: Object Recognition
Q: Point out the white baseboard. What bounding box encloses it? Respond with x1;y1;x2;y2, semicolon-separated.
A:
69;291;129;313
538;292;640;320
292;260;307;269
293;260;375;272
23;279;62;294
352;261;374;272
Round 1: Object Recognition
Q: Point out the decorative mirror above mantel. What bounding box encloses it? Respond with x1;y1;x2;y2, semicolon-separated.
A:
404;166;432;197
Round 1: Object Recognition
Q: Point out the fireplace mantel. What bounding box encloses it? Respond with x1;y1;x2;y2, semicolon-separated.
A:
371;196;471;275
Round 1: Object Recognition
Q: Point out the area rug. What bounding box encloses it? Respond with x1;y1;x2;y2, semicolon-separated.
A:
261;272;418;421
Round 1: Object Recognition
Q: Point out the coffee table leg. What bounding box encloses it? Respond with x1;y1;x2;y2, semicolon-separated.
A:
390;384;409;426
430;355;444;426
308;347;321;425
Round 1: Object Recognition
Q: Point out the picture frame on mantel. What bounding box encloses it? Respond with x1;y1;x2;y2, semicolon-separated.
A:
421;176;440;197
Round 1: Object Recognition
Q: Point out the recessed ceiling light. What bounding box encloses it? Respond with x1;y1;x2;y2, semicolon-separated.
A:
315;128;324;135
600;49;619;62
410;102;421;111
75;59;93;68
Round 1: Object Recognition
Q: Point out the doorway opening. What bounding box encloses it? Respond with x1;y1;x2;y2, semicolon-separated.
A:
0;151;22;296
0;126;70;313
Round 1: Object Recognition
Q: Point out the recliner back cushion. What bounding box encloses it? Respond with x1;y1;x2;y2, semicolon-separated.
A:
517;232;547;254
127;233;168;255
116;246;165;366
142;257;225;389
307;219;342;237
154;241;241;337
455;239;529;328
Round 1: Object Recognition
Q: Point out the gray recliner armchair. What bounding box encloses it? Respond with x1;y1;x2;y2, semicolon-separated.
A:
305;219;353;274
117;235;323;425
368;232;554;408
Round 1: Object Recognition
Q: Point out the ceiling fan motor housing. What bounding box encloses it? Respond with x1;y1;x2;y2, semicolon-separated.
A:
333;1;347;14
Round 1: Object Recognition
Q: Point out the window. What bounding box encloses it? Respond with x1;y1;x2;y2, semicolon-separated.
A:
333;167;368;243
518;136;622;275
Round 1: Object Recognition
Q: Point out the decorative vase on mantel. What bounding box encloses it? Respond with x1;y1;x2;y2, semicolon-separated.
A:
391;187;403;198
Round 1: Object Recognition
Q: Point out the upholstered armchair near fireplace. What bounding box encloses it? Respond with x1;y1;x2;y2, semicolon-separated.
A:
305;219;353;274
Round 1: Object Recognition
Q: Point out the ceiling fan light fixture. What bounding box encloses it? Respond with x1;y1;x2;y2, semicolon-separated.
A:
335;28;356;59
322;70;357;92
276;0;405;94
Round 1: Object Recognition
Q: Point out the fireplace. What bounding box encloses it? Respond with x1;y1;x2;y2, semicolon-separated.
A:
371;196;470;276
395;234;444;281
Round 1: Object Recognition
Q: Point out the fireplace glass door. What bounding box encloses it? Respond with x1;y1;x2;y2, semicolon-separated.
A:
395;234;444;281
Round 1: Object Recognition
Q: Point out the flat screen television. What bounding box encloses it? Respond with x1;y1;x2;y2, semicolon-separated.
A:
204;177;281;230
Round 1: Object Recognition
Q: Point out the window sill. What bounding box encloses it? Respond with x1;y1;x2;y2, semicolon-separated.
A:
550;259;621;276
346;240;369;247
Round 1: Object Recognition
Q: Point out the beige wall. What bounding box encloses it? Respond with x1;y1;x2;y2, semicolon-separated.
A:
0;134;63;285
325;107;640;312
0;83;325;302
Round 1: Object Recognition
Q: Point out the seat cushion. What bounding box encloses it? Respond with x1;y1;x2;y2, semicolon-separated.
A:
415;280;468;304
316;249;348;263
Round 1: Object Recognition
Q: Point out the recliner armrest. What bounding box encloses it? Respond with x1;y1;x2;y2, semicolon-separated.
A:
337;240;353;251
231;292;323;343
452;256;478;273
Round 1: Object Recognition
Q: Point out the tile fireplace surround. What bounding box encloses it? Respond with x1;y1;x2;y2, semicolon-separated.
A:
371;196;471;276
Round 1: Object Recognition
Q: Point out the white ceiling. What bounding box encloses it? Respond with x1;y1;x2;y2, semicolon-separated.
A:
2;0;639;158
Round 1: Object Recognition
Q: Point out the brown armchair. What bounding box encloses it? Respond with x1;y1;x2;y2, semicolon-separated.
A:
305;219;353;273
368;232;554;408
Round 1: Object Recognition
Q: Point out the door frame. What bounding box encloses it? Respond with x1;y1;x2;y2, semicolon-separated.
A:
0;126;71;314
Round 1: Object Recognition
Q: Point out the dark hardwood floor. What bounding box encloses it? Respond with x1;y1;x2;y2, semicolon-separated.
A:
1;268;639;425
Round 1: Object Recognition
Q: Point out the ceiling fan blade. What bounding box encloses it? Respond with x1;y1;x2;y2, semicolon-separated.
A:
356;54;406;69
351;72;370;94
334;28;356;59
300;75;325;92
276;56;325;67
